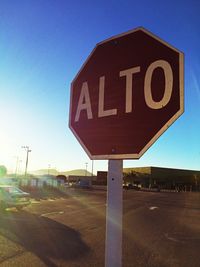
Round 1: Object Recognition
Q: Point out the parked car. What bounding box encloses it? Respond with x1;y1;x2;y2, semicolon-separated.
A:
123;183;141;190
0;185;30;211
71;180;92;189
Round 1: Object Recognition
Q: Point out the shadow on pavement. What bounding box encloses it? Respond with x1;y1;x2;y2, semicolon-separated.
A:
22;185;69;201
0;210;90;266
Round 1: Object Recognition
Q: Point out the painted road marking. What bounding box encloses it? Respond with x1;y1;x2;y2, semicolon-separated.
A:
149;206;159;210
40;211;64;217
164;233;182;243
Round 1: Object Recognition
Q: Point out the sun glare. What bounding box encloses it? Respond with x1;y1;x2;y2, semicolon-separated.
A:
191;68;200;102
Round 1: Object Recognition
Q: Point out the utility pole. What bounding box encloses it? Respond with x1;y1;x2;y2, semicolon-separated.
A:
22;146;31;178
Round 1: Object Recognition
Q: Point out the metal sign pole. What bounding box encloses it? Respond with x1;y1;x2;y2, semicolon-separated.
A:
105;159;123;267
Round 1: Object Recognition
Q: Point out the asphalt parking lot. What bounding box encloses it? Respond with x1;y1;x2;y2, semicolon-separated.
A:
0;188;200;267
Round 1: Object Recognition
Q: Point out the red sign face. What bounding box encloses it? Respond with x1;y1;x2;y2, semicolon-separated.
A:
69;27;184;159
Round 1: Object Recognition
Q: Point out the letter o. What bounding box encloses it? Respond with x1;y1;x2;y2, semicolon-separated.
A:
144;60;173;109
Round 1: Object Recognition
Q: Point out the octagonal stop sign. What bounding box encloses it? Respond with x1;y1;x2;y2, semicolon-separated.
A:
69;27;184;159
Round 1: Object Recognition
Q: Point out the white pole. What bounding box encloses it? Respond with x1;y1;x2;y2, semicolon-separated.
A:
105;159;123;267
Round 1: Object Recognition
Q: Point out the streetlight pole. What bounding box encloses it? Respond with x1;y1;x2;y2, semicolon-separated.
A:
22;146;31;178
48;164;51;176
85;162;88;176
15;156;19;178
91;160;94;177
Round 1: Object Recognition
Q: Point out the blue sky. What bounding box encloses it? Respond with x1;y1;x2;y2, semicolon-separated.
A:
0;0;200;174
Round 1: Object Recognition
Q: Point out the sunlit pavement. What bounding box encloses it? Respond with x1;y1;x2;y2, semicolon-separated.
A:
0;189;200;267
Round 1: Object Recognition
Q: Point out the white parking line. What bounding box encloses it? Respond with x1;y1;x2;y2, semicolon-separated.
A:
164;233;181;243
40;211;64;217
149;206;159;210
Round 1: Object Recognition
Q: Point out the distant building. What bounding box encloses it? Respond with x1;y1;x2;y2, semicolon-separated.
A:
67;175;96;183
96;166;200;191
56;175;67;185
95;171;107;185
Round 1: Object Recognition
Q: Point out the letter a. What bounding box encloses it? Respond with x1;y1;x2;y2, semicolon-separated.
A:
75;82;93;122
